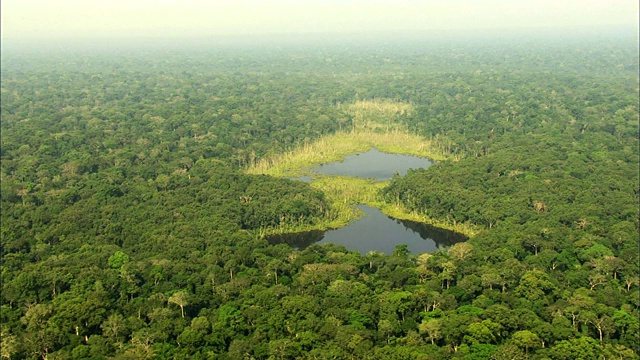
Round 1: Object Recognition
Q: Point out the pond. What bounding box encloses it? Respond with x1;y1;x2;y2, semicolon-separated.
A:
268;205;467;255
311;148;433;181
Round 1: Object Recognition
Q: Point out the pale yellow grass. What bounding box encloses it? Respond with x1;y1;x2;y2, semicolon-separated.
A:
247;129;453;177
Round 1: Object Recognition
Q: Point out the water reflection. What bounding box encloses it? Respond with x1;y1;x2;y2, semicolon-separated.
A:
267;205;467;255
309;148;432;181
397;218;468;246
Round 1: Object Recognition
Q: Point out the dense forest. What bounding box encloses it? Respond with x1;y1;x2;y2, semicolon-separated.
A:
1;33;639;359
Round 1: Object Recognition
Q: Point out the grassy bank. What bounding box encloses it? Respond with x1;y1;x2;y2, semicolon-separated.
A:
247;129;456;177
310;175;478;237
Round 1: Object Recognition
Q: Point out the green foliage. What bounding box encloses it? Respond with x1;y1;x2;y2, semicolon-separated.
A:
108;251;130;269
548;337;603;360
1;35;638;358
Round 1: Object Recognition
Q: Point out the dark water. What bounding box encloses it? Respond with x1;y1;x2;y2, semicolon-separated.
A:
268;205;467;255
310;149;432;181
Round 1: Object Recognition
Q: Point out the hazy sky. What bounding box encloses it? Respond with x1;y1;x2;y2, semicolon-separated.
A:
2;0;638;40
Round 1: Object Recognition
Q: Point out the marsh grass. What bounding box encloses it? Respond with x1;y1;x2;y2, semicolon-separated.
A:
247;129;454;177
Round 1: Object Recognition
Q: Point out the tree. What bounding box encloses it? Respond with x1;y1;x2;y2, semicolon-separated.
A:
379;291;414;322
20;303;60;360
418;319;442;345
415;253;436;283
224;259;239;281
378;319;395;344
602;344;639;360
101;313;125;340
155;174;171;191
440;261;457;289
168;291;189;318
564;288;596;330
548;337;603;360
587;273;607;291
622;268;639;292
268;258;286;284
108;250;130;269
365;250;386;271
268;338;301;360
441;313;472;352
481;269;502;291
392;244;410;259
125;328;156;359
0;329;17;360
511;330;540;355
413;289;442;313
514;270;556;301
582;304;615;344
465;320;501;345
458;274;482;295
448;243;473;262
491;344;527;360
612;309;640;349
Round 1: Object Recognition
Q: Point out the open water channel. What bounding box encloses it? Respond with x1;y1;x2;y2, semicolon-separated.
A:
270;149;467;254
269;205;467;255
291;148;433;182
